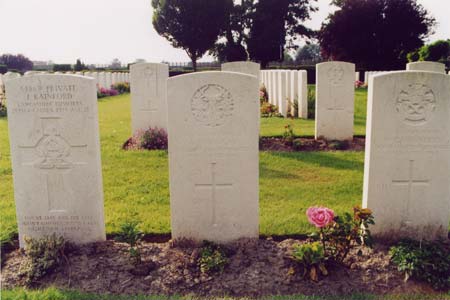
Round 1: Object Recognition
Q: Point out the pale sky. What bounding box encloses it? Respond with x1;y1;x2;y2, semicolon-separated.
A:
0;0;448;65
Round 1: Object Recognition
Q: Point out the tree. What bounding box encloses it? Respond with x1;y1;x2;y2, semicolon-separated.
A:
418;40;450;63
152;0;232;71
247;0;317;68
0;54;33;73
210;0;253;62
318;0;435;70
110;58;122;69
74;59;86;71
295;43;322;63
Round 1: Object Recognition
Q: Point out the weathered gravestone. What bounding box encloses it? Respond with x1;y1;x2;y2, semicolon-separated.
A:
130;63;168;132
298;70;308;119
167;72;259;243
221;61;261;83
363;71;450;240
406;61;446;74
6;75;106;247
315;61;355;140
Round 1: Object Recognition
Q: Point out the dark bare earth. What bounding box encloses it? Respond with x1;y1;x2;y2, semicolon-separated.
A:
1;237;439;298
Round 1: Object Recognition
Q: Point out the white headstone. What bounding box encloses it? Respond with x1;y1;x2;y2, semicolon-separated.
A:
5;75;106;247
315;61;355;140
277;71;288;117
98;72;106;88
221;61;261;83
130;63;168;132
363;71;450;240
298;70;308;119
104;73;112;88
406;62;446;74
167;71;259;243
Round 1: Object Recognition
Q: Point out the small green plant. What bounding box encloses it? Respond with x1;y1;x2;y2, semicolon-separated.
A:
282;124;295;145
115;220;144;264
260;102;282;118
390;239;450;290
292;138;303;151
198;241;228;274
328;140;349;150
20;234;67;285
0;102;7;117
260;86;268;103
292;242;327;281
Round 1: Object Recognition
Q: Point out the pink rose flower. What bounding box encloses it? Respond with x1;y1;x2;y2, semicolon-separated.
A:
306;206;335;228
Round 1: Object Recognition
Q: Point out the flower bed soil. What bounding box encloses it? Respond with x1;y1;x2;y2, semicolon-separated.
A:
1;237;441;298
122;137;366;152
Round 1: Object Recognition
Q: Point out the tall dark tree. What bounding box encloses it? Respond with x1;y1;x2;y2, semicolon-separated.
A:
0;54;33;73
210;0;253;62
152;0;232;71
74;59;86;71
247;0;316;68
318;0;435;70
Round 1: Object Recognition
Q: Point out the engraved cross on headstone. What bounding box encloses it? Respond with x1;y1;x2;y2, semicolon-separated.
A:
195;162;233;226
142;67;158;112
391;160;430;226
326;95;346;138
19;117;87;212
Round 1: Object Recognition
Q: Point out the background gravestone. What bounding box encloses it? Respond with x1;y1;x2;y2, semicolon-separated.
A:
406;61;446;74
221;61;261;83
6;75;106;247
130;63;168;133
363;71;450;240
167;71;259;243
315;61;355;140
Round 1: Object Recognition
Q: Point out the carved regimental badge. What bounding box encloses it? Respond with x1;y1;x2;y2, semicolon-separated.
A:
327;65;344;86
396;84;436;126
191;84;234;127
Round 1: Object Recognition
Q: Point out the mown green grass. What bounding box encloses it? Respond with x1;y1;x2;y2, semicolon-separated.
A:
259;87;367;137
2;287;449;300
1;91;366;242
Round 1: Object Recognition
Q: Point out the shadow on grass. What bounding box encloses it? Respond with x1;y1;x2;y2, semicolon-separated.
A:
262;151;364;172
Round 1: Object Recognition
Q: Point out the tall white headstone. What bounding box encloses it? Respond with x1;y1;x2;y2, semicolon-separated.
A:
130;63;169;132
6;75;106;247
363;71;450;240
167;71;259;243
315;61;355;140
221;61;261;83
298;70;308;119
406;62;446;74
277;71;288;117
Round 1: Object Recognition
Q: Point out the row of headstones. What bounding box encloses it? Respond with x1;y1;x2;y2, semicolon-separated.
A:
129;61;353;141
4;64;450;248
363;61;448;84
260;70;308;118
0;71;130;91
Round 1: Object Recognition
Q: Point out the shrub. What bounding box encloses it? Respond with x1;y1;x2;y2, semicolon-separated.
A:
260;85;268;103
115;220;143;264
111;82;130;94
20;234;67;285
292;242;327;281
97;87;119;98
128;127;168;151
307;87;315;119
198;241;228;274
306;206;374;264
260;102;282;118
355;80;364;88
282;124;295;145
390;239;450;290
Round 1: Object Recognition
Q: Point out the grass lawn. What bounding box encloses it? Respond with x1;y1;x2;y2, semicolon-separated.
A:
2;287;449;300
2;90;366;242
